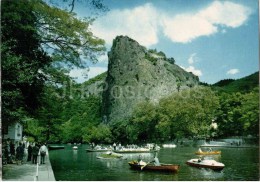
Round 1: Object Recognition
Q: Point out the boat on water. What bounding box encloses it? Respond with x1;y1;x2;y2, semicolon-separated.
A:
128;161;180;172
186;158;225;170
73;146;78;150
200;141;230;147
195;150;221;155
162;144;177;148
48;145;65;150
86;145;112;152
114;148;157;153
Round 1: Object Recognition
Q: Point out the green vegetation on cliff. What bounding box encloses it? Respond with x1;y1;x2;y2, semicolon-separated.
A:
213;72;258;93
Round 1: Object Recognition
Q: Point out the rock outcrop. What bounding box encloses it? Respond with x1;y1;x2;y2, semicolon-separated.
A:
102;36;199;123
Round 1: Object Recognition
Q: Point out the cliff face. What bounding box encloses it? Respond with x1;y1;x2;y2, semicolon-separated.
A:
102;36;199;123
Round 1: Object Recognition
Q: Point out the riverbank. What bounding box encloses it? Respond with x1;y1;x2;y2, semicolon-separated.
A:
2;154;55;181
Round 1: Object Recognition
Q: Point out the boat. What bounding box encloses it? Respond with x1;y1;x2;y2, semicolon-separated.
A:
195;150;221;155
128;161;180;172
97;152;123;159
200;141;230;147
186;158;225;170
86;145;112;152
73;146;78;150
162;144;177;148
114;148;156;153
48;145;65;150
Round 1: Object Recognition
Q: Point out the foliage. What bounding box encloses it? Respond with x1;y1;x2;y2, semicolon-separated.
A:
2;0;106;142
123;87;220;143
215;87;259;137
1;0;51;128
33;0;106;66
213;72;258;93
127;101;159;143
157;87;219;139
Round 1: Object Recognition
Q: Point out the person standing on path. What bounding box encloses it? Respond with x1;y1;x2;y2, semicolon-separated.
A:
27;143;33;162
16;143;24;165
32;143;39;164
39;143;48;164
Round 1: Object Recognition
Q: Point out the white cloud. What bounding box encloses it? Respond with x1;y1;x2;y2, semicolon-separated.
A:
188;53;197;64
91;1;251;45
227;68;239;75
69;67;107;83
92;3;159;47
181;65;202;77
162;1;251;43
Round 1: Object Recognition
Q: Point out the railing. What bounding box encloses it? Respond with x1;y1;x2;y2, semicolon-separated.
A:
34;155;39;181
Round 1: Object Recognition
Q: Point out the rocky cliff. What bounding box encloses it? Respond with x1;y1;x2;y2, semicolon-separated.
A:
102;36;199;123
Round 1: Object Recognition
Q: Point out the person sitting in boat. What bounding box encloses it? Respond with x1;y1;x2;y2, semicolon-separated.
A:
152;153;161;166
198;157;202;162
198;148;202;153
208;148;212;152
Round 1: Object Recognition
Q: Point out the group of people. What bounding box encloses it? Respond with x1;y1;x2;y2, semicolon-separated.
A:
2;139;48;165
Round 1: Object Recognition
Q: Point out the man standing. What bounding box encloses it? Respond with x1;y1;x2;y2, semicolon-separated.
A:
39;143;48;164
32;143;39;164
27;143;33;162
16;143;24;165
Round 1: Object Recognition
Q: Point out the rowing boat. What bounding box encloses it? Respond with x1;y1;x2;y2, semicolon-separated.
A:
195;151;221;155
128;161;180;172
186;159;225;170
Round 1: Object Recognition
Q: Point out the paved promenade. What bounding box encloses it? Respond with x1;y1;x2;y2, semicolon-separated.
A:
2;154;55;181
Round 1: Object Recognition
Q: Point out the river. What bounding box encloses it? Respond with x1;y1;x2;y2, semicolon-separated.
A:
49;144;259;181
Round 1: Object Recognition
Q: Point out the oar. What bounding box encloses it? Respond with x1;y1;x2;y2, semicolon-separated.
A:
141;161;150;170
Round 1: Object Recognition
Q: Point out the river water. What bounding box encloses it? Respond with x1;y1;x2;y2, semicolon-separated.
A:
49;144;259;181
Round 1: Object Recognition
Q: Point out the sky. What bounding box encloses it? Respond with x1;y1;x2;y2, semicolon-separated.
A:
69;0;259;84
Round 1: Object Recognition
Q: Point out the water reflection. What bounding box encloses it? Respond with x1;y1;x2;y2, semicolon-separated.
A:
72;150;78;161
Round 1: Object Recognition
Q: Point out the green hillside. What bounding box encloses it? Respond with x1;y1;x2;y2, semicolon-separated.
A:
212;71;259;93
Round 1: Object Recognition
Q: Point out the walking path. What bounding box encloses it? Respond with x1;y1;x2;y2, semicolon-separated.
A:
2;154;55;181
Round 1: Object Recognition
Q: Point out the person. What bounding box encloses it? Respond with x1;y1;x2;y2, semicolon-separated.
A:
208;148;212;152
32;143;39;164
198;148;202;153
10;141;15;157
198;157;202;162
39;143;48;164
27;143;33;162
113;143;116;150
153;153;160;166
137;155;142;163
16;143;24;165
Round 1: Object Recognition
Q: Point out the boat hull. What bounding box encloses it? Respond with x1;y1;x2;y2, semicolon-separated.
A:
195;151;221;155
186;159;224;170
128;161;180;172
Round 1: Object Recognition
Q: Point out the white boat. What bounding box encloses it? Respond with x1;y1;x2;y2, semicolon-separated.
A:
162;144;176;148
186;158;225;170
73;146;78;150
200;141;230;147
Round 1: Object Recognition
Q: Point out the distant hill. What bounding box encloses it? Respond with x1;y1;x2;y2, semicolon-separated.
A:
212;71;259;93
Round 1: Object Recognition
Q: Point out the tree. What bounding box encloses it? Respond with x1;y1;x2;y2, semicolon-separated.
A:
1;0;106;141
127;101;159;143
158;87;219;139
2;1;51;130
